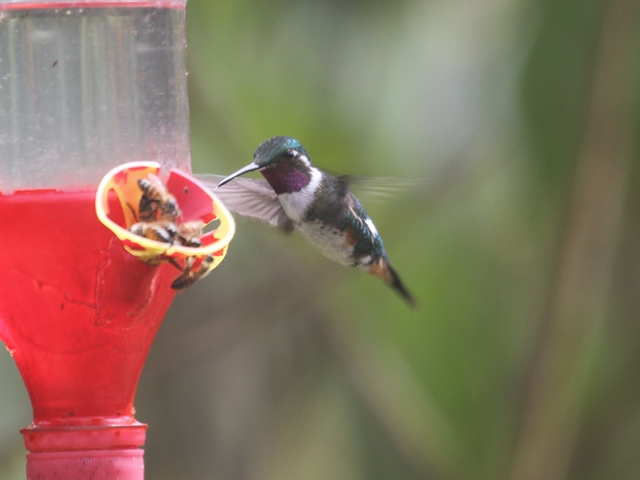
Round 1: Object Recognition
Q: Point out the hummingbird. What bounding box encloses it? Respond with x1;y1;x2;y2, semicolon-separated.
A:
198;136;415;307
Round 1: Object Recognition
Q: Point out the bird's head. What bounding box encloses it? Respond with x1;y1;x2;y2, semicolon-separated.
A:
253;136;309;168
217;136;315;194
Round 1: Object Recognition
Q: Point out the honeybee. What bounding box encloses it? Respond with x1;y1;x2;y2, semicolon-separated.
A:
128;220;179;265
138;174;180;222
129;220;178;244
171;254;214;290
128;173;212;289
175;221;204;248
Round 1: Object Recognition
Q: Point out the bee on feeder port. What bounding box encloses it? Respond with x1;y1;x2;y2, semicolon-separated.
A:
129;220;178;244
171;254;214;290
138;173;180;222
126;173;213;290
175;221;205;248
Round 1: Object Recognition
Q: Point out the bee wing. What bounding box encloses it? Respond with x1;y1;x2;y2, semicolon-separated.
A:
195;174;294;232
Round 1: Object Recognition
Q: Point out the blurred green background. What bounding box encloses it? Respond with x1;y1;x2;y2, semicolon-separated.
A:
1;0;639;479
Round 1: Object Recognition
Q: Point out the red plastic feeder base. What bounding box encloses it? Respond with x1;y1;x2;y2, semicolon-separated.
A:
22;422;147;479
27;449;144;480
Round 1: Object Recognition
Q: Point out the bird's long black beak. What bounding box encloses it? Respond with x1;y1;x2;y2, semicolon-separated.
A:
215;163;261;189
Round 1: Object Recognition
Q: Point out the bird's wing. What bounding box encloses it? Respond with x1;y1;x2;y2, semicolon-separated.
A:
195;174;294;232
340;175;422;204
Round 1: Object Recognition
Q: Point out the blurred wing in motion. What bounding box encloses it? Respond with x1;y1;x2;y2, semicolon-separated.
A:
195;174;294;232
339;175;423;205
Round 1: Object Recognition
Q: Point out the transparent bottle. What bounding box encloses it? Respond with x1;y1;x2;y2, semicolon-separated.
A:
0;1;191;478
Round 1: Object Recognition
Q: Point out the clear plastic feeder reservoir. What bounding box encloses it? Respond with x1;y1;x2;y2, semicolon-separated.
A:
0;1;231;478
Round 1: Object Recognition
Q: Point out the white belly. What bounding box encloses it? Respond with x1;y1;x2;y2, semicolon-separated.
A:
275;171;356;267
295;220;354;266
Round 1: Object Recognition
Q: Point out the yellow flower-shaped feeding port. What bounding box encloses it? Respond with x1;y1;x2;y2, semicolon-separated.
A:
95;162;235;288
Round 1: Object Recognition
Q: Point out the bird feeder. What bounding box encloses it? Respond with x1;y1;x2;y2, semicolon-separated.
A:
0;1;233;478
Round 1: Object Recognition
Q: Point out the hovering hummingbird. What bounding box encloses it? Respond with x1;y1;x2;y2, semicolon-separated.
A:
198;136;415;307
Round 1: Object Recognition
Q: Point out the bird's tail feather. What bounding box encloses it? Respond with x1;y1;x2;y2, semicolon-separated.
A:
369;260;416;308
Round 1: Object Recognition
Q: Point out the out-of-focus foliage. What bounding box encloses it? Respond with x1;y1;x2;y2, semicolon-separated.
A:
1;0;639;479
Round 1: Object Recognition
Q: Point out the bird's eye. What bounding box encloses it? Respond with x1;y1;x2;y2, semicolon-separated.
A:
282;149;295;158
